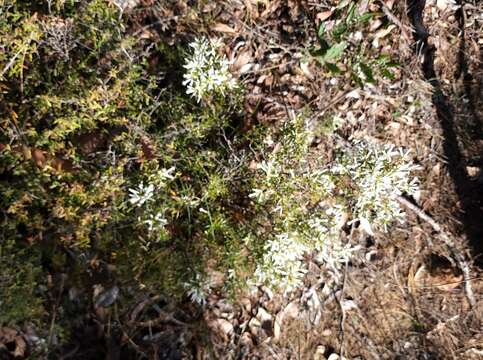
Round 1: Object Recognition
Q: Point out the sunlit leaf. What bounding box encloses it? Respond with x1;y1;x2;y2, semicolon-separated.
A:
323;41;347;63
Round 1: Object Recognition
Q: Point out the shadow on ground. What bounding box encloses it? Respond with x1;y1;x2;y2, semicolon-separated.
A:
407;0;483;266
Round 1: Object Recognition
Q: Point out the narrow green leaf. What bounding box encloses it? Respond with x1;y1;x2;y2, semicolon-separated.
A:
310;46;328;59
332;22;348;38
381;68;395;80
358;12;374;24
317;22;326;41
347;2;357;24
325;62;342;74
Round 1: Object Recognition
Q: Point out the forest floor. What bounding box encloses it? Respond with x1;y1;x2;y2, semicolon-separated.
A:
166;1;483;359
1;0;482;359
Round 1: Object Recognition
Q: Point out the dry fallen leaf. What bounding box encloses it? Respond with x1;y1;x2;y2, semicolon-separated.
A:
314;345;326;360
466;166;480;177
274;300;299;340
211;23;236;34
232;51;253;72
316;10;333;22
375;24;396;39
0;327;27;358
300;61;314;80
213;318;233;337
32;148;47;168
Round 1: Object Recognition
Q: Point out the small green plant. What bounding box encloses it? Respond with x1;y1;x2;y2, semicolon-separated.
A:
0;240;45;325
310;1;399;85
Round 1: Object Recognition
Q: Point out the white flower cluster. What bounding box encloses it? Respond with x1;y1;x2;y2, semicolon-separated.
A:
183;37;237;102
127;167;177;234
249;117;419;293
312;208;360;268
183;273;211;305
332;140;419;232
128;182;154;207
143;212;168;232
254;233;308;293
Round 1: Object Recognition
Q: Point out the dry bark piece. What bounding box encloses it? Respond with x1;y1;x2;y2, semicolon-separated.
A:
413;265;463;292
0;327;27;358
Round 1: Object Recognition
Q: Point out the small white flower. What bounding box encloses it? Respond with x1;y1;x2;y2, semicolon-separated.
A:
128;182;155;207
159;166;176;180
257;159;277;178
248;188;273;203
148;166;176;188
184;273;211;305
143;212;168;232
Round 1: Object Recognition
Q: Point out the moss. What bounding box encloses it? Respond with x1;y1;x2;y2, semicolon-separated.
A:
0;240;46;325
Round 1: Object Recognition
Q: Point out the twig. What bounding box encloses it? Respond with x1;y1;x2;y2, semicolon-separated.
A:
378;1;412;43
59;342;80;360
48;274;66;346
0;49;22;78
138;311;189;327
337;261;349;359
397;195;442;232
415;276;483;289
397;195;476;307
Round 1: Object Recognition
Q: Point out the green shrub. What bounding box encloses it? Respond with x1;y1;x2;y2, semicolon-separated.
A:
0;0;419;342
0;240;45;325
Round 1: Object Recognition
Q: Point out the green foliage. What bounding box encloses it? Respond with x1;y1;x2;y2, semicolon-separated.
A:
0;0;251;319
0;240;45;325
310;1;398;85
0;1;419;350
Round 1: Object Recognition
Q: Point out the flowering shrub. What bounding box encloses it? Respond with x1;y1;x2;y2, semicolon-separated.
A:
254;232;309;293
332;140;419;233
0;2;420;347
183;37;238;102
249;117;419;292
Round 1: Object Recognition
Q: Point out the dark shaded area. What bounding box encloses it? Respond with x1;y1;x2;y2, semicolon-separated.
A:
407;0;483;265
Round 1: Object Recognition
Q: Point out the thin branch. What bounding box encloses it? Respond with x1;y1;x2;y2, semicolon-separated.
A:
0;49;22;78
378;1;412;43
397;195;476;307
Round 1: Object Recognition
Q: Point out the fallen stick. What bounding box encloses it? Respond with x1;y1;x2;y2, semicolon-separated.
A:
397;195;476;307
